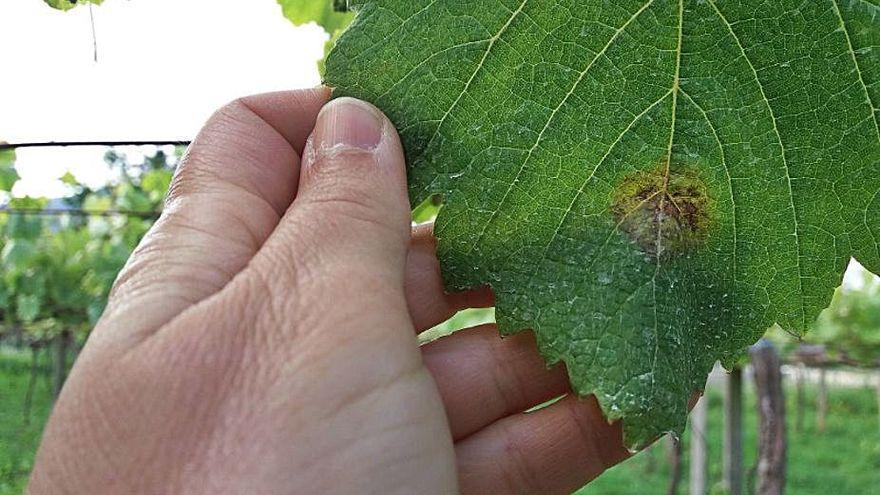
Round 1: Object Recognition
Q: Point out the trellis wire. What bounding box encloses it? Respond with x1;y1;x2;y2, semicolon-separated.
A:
0;140;191;151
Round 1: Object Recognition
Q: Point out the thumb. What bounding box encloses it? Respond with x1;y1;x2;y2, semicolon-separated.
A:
253;97;413;294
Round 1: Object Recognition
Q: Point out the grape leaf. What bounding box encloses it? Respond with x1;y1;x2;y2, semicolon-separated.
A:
0;149;18;193
278;0;355;72
325;0;880;448
43;0;104;11
16;293;42;323
278;0;353;34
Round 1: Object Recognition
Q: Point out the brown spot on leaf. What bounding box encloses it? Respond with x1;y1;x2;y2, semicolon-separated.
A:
611;165;713;260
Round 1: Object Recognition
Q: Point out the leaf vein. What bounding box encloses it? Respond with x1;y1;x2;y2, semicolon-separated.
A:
830;0;880;141
651;0;684;396
419;0;531;163
529;90;672;275
466;0;657;254
680;89;738;303
708;0;807;331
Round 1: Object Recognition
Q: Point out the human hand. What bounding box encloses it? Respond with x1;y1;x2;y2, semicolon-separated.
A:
28;88;632;495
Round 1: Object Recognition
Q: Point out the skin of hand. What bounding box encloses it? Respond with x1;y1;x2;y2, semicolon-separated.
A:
27;88;634;495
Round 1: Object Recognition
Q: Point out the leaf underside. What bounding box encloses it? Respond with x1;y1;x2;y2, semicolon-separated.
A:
325;0;880;448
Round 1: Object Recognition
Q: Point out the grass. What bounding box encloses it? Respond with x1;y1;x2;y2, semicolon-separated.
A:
578;381;880;495
0;346;878;494
0;347;53;495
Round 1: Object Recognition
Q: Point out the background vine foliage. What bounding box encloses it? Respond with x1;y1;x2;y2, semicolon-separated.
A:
324;0;880;448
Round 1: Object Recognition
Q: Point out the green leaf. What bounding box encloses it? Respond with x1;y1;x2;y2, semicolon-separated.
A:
112;182;155;214
82;194;112;213
278;0;353;33
412;194;441;224
1;239;36;268
5;208;45;240
811;279;880;365
278;0;355;73
43;0;104;11
60;171;80;186
0;149;18;192
16;294;41;323
8;196;48;210
325;0;880;447
140;169;172;203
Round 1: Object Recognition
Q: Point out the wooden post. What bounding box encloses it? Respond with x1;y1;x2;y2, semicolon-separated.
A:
22;344;40;425
723;367;744;495
751;340;786;495
795;363;805;433
875;376;880;433
816;367;828;433
689;395;708;495
667;436;683;495
52;329;71;399
794;344;827;434
13;324;23;348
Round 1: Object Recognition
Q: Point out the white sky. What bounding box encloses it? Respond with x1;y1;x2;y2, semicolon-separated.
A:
0;0;326;196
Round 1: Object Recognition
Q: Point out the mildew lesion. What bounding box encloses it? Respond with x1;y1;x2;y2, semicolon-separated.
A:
611;164;713;260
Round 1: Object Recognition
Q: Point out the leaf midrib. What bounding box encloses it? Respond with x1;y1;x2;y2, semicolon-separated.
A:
650;0;685;397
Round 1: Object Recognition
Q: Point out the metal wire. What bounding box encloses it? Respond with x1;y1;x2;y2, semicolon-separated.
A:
0;208;160;219
0;141;191;151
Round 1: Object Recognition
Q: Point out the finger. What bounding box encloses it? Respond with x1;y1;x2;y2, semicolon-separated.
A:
456;395;631;495
406;223;494;332
247;97;413;333
217;97;425;420
97;88;329;346
421;325;570;440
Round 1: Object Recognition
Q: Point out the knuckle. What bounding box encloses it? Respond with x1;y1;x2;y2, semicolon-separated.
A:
304;194;395;235
205;97;259;139
300;147;411;243
165;144;222;203
106;228;166;301
567;399;629;471
490;340;529;414
251;243;312;298
309;146;378;175
500;424;544;494
167;133;251;204
165;97;273;205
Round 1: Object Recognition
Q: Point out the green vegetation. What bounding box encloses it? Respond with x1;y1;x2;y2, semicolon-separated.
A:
277;0;352;34
42;0;104;11
0;348;54;495
809;272;880;366
0;149;173;345
579;384;880;495
0;148;173;399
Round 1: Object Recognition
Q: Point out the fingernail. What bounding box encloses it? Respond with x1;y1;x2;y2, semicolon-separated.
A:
314;97;385;151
